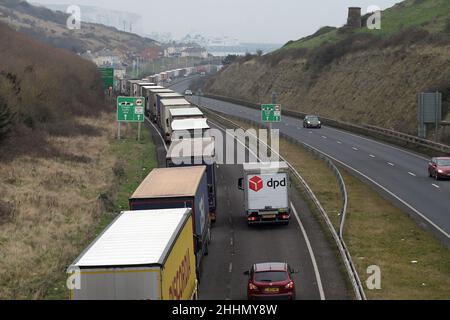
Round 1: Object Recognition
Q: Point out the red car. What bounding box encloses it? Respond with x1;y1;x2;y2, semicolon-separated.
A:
244;262;297;300
428;157;450;180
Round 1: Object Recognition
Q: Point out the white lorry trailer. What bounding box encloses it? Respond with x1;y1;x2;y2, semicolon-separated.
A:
155;92;184;120
170;118;210;143
137;82;155;97
144;87;172;120
169;107;203;122
238;162;290;225
159;98;191;142
129;166;211;277
166;137;217;221
141;85;162;113
67;208;198;300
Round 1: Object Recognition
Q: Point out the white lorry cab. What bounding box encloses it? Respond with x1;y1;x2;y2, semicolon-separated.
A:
171;118;210;142
238;162;290;225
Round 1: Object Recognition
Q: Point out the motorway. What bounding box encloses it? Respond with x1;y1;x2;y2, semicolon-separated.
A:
170;80;450;244
144;79;351;300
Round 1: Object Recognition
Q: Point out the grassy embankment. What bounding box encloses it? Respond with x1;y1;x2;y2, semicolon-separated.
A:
0;22;157;299
0;112;157;300
45;122;157;299
211;113;450;300
283;0;450;50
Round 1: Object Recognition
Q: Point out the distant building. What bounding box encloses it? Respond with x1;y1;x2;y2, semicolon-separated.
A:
80;50;95;61
181;47;208;59
80;49;122;67
139;45;163;60
164;46;186;57
347;7;362;28
93;49;120;66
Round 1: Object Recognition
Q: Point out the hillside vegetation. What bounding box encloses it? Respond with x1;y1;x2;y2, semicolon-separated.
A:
204;0;450;140
0;21;105;146
0;0;156;55
0;21;127;299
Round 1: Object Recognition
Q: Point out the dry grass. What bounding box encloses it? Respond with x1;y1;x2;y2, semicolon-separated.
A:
342;170;450;300
0;112;116;299
211;112;450;300
279;139;342;229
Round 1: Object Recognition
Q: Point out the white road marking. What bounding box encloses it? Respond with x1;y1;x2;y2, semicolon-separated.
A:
209;118;326;300
229;262;233;273
321;136;327;139
308;131;312;134
408;172;416;177
145;117;168;152
388;162;395;167
203;100;450;239
352;147;359;151
432;184;440;189
280;139;450;239
318;123;430;161
291;202;325;300
337;141;342;144
369;154;375;158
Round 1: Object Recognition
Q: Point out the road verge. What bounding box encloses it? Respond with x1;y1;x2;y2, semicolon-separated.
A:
204;109;450;299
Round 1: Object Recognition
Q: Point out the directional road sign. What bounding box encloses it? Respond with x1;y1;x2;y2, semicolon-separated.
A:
261;104;281;122
117;96;145;122
99;67;114;90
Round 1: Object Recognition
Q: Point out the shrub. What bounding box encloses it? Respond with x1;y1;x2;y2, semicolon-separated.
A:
0;96;14;142
0;22;105;146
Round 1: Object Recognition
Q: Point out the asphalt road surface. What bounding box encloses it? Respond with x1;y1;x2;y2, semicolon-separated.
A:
144;79;351;300
171;80;450;244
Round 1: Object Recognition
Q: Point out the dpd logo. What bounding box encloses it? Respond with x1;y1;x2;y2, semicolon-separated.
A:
249;176;263;192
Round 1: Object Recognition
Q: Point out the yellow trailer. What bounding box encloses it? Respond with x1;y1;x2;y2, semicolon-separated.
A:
67;208;197;300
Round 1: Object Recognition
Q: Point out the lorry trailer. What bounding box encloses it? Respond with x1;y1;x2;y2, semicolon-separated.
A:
68;208;198;300
159;98;192;142
137;82;155;97
166;137;217;219
155;92;184;120
143;88;172;120
129;166;211;276
171;118;210;142
169;107;204;122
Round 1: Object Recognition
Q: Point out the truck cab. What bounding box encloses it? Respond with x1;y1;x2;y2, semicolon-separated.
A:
238;162;290;225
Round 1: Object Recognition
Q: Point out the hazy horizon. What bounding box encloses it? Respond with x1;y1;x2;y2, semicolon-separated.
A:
33;0;402;43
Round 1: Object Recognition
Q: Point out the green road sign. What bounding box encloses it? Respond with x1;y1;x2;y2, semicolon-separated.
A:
261;104;281;122
99;67;114;90
117;96;145;122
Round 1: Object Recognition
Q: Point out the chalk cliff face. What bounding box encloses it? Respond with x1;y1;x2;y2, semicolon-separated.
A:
203;0;450;138
205;44;450;135
0;0;156;56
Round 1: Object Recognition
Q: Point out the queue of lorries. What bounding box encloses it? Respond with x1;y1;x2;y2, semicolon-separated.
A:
67;70;295;300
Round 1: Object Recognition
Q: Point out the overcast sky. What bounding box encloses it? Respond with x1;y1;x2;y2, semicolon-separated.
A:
34;0;402;43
